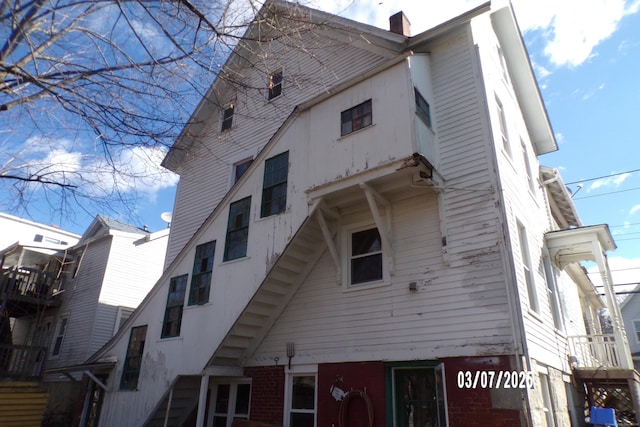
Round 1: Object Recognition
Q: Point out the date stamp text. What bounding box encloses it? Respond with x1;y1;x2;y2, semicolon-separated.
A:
457;370;534;389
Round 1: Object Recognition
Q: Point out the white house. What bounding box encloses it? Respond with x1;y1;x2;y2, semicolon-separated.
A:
1;215;168;426
82;2;639;426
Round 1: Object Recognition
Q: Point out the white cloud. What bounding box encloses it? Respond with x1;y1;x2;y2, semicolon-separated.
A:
10;139;177;200
316;0;640;68
589;172;630;191
630;205;640;215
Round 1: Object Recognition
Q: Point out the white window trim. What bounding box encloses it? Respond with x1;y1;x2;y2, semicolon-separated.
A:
633;320;640;344
341;222;390;290
49;314;69;359
207;379;252;427
284;365;317;427
517;221;539;314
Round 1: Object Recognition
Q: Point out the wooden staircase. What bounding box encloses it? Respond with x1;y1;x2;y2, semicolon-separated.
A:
143;213;334;426
144;375;202;427
0;381;48;427
210;213;332;367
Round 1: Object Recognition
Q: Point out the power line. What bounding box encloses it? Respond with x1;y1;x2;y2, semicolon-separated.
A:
565;168;640;185
573;186;640;200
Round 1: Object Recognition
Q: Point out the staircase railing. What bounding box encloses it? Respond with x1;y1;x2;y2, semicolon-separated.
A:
0;344;48;380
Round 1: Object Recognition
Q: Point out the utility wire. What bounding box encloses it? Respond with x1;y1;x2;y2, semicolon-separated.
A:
565;168;640;185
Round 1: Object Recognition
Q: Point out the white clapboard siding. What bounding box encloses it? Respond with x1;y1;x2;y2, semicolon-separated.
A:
46;237;112;369
251;189;513;364
164;31;398;267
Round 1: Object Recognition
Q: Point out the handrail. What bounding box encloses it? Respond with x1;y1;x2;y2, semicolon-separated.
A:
568;334;624;369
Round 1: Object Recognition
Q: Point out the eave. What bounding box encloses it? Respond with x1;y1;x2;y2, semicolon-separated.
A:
491;6;557;155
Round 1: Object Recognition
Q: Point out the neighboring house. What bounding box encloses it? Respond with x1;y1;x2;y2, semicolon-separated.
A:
82;2;638;427
621;286;640;370
1;215;168;426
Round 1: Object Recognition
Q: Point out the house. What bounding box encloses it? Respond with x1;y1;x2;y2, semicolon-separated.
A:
82;1;639;426
620;286;640;370
0;215;168;426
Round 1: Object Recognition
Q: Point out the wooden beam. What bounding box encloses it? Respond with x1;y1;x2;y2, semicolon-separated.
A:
314;209;341;284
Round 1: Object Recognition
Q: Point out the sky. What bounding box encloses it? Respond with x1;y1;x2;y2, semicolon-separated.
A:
3;0;640;290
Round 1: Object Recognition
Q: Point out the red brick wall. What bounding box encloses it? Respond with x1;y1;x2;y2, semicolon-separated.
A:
442;356;524;427
318;361;385;427
244;365;285;425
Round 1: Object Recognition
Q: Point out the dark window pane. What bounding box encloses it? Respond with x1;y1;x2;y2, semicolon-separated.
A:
351;254;383;284
235;384;251;414
261;152;289;217
221;105;234;131
268;71;283;100
235;159;253;183
352;229;381;255
340;100;372;136
215;384;230;413
224;197;251;261
189;242;215;305
121;325;147;389
290;412;314;427
291;376;315;410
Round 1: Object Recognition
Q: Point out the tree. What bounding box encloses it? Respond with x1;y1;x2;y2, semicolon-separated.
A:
0;0;318;224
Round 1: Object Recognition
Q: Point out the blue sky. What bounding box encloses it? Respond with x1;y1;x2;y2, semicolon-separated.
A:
4;0;639;287
326;0;640;288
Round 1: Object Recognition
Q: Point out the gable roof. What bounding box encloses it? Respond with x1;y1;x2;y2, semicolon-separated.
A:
161;0;408;174
76;215;148;246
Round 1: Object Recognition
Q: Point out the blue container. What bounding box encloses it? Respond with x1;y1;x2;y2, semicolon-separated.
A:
589;406;617;426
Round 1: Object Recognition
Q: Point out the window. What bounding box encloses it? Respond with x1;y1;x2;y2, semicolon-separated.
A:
224;197;251;261
189;241;215;305
210;382;251;427
517;222;538;313
496;96;511;156
539;373;557;427
268;70;283;100
51;316;68;356
121;325;147;390
221;104;234;131
634;320;640;342
414;87;431;128
350;228;383;285
522;139;536;193
288;375;316;427
341;99;372;136
261;151;289;217
162;274;188;337
543;256;564;331
34;234;43;242
497;45;509;82
234;158;253;183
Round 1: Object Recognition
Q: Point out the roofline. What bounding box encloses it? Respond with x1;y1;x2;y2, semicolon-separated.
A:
491;5;557;155
0;212;80;240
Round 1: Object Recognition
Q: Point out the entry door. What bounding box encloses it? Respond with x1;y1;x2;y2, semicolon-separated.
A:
209;382;251;427
393;366;447;427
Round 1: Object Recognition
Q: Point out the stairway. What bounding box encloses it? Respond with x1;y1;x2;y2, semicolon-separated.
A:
210;213;331;367
143;213;333;426
144;375;202;427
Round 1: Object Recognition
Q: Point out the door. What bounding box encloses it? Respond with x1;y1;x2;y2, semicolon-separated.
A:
393;365;447;427
209;382;251;427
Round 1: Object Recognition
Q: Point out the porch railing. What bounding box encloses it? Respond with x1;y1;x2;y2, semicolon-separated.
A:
0;344;48;380
568;334;622;369
1;266;63;301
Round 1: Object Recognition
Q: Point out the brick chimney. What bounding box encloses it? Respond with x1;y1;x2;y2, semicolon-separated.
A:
389;11;411;36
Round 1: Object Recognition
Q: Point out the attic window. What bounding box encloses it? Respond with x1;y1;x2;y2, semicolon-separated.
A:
341;99;372;136
268;70;283;100
221;104;234;131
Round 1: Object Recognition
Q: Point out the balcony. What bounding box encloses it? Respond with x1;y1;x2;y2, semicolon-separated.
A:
0;344;48;380
569;334;624;369
1;266;63;317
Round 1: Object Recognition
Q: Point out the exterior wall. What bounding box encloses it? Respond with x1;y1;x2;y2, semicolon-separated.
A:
622;295;640;355
0;212;79;250
244;366;285;425
164;24;399;267
46;236;112;370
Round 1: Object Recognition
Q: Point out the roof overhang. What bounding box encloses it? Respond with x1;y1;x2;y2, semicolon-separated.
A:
491;6;557;155
545;224;616;268
540;166;581;228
